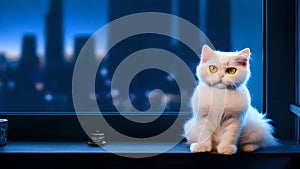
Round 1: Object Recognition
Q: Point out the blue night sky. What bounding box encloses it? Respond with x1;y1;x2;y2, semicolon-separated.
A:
0;0;108;61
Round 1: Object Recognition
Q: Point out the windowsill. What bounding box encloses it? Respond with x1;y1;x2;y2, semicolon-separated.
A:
0;140;299;154
0;141;190;154
0;141;299;169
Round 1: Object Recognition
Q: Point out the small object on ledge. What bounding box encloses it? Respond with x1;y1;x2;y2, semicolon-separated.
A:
88;130;106;146
0;119;8;146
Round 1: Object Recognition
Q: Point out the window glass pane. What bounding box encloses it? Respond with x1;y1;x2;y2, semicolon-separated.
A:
231;0;263;111
0;0;262;112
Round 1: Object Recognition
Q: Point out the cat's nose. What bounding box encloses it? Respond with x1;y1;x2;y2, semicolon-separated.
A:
219;74;224;78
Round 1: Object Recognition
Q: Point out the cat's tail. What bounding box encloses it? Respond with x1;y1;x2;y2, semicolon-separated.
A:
257;112;279;147
240;107;279;148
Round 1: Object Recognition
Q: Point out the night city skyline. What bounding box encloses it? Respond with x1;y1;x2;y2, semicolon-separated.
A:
0;0;199;112
0;0;110;111
0;0;108;61
0;0;263;112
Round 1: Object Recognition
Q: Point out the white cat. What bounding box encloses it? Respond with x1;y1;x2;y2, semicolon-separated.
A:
183;45;278;155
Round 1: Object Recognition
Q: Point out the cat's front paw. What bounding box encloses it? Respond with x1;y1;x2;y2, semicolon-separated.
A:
217;144;237;155
240;144;260;152
190;143;212;153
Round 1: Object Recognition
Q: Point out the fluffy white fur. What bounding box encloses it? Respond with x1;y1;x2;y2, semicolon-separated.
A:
183;45;278;155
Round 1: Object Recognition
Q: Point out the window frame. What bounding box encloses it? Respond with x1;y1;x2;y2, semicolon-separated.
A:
265;0;296;140
291;0;300;143
0;0;297;142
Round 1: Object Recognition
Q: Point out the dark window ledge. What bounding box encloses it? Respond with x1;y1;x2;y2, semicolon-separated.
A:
0;140;299;154
0;141;300;169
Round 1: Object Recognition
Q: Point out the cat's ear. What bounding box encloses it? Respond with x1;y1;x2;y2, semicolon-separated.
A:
233;48;251;67
201;45;215;63
239;48;251;59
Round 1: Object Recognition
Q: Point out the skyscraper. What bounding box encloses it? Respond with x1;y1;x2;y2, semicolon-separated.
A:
45;0;64;92
19;35;39;73
74;35;94;63
0;53;8;110
60;35;95;98
0;53;7;73
16;34;42;110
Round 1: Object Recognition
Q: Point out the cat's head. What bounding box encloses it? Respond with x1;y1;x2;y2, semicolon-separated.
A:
196;45;251;89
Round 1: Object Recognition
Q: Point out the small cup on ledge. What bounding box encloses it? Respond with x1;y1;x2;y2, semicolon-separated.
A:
0;119;8;146
88;130;106;146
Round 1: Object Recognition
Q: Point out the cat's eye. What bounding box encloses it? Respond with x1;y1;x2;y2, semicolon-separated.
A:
209;65;218;73
226;67;237;74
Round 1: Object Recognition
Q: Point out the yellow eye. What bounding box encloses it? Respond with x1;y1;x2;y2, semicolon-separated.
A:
209;65;218;73
226;67;237;74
